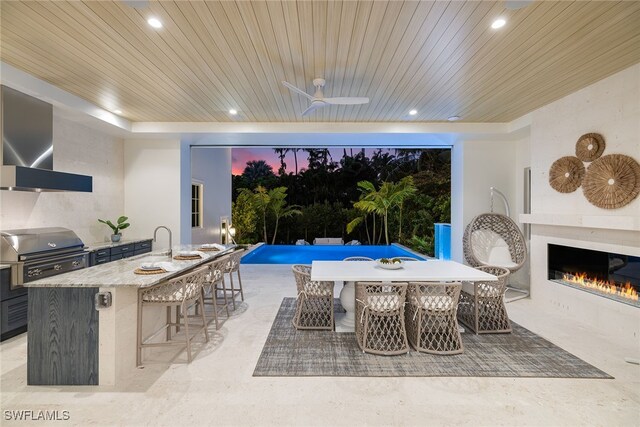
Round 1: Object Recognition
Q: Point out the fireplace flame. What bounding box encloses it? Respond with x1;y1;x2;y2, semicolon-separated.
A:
562;272;638;301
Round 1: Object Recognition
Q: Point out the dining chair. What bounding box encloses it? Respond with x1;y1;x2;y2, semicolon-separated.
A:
136;266;210;367
457;266;512;334
405;281;463;355
355;281;410;355
291;264;335;330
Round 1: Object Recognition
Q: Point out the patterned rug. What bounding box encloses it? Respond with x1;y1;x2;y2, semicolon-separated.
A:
253;298;612;378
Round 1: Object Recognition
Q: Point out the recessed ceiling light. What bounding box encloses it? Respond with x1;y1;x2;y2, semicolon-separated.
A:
409;109;418;116
147;17;163;29
113;109;122;115
229;109;238;115
448;115;461;122
491;18;506;29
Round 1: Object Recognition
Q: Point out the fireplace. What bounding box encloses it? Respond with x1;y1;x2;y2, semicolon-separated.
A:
547;244;639;307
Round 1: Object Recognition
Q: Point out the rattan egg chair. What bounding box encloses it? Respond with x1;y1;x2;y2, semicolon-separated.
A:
463;213;527;275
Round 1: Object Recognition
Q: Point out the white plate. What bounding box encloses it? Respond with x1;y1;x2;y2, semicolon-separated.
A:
376;259;405;270
140;264;163;271
176;251;201;257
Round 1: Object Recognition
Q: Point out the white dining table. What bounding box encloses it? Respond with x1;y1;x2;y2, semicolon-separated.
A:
310;260;497;331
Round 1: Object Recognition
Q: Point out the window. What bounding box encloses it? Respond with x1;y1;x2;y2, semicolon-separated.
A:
191;183;203;228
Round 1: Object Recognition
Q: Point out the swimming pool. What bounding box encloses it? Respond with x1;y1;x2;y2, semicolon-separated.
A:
241;244;426;264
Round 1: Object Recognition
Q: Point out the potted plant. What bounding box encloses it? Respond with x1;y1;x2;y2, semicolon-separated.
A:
98;216;130;243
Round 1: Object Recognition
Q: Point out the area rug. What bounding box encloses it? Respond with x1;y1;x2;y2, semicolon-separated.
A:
253;298;612;378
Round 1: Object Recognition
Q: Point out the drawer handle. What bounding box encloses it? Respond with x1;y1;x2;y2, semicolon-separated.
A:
98;251;107;256
121;247;130;251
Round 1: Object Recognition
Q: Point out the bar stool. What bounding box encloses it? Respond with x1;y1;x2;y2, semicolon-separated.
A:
355;281;410;355
202;255;232;329
405;281;463;355
136;266;210;367
219;250;245;310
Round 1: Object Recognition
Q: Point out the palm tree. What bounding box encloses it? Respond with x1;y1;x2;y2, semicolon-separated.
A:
251;186;271;243
395;176;417;240
268;187;302;244
242;160;275;187
353;179;417;245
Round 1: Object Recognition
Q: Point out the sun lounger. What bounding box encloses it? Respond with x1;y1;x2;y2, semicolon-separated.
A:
313;237;344;245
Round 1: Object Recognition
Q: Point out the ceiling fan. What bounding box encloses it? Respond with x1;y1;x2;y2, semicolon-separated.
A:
282;78;369;116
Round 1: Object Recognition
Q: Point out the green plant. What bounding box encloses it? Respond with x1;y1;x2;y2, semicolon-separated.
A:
98;216;130;235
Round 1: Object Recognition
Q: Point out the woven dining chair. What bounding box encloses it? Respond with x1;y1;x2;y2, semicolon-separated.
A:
355;281;410;355
136;265;210;367
457;266;512;334
291;264;335;330
405;281;463;355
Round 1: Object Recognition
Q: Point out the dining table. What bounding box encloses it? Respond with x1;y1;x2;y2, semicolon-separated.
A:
310;259;498;331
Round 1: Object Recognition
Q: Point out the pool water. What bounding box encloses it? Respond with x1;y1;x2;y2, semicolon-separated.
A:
241;244;425;264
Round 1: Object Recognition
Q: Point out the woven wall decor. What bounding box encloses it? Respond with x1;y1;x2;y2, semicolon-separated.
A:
575;133;605;162
549;156;585;193
582;154;640;209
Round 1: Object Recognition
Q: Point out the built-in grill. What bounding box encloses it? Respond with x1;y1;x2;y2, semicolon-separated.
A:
0;227;88;341
1;227;88;289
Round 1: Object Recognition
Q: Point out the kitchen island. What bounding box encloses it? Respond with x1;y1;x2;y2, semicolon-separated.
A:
24;245;236;386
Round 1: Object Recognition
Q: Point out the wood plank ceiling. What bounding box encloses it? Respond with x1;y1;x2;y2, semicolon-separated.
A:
1;1;639;123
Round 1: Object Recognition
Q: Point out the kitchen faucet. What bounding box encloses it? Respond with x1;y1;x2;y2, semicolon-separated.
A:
153;226;172;259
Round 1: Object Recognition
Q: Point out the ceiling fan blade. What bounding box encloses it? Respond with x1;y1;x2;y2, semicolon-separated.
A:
323;97;369;105
301;102;325;116
283;81;314;101
505;0;534;10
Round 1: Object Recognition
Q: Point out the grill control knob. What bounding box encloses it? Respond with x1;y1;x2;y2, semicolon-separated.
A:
54;264;62;271
72;260;81;267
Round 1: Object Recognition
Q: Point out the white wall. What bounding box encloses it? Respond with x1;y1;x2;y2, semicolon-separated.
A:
190;147;232;244
526;64;640;343
451;139;519;264
0;110;124;244
123;139;181;250
530;63;640;218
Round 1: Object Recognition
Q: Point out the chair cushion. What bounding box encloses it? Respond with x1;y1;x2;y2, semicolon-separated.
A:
417;294;454;311
366;295;401;311
142;287;185;302
461;281;502;297
471;229;517;268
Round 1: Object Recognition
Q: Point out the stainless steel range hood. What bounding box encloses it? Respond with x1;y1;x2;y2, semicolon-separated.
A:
0;85;92;192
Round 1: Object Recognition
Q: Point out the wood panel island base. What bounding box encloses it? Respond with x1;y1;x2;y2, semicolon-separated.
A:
25;246;235;386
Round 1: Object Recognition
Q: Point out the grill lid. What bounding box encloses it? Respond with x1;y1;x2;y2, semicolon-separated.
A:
1;227;84;259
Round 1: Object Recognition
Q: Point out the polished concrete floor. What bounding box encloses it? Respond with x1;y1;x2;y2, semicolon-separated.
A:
1;264;638;426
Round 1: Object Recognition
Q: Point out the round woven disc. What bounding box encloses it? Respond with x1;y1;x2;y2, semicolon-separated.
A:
575;133;605;162
582;154;640;209
549;156;585;193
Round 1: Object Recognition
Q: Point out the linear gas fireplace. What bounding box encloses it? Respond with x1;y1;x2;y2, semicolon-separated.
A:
548;244;639;307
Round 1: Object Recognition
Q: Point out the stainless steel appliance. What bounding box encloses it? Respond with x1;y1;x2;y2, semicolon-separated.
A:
0;85;92;192
0;227;88;341
1;227;88;288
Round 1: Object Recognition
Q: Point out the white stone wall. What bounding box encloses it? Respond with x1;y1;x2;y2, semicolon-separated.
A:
190;147;232;245
530;64;640;218
0;110;124;245
122;138;182;249
527;64;640;344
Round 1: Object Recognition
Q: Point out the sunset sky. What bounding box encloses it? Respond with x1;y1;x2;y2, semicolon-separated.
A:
231;147;392;175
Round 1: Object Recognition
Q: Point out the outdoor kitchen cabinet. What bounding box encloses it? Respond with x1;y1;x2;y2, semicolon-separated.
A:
0;267;28;341
88;239;152;266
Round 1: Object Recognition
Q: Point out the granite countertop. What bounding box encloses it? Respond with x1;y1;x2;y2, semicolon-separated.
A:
25;245;238;289
84;237;153;251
